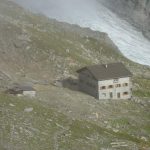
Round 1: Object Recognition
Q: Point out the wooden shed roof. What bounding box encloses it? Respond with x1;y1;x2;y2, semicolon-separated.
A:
10;85;35;92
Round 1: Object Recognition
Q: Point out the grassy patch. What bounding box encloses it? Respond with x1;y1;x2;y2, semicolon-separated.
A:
133;90;150;97
1;1;150;149
111;118;130;127
1;94;150;149
133;78;150;97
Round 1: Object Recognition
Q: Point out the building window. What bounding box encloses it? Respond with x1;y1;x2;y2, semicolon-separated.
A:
117;93;121;98
114;79;119;83
123;92;128;95
110;92;113;98
116;84;121;88
102;93;106;97
108;85;114;89
123;83;128;87
100;86;106;90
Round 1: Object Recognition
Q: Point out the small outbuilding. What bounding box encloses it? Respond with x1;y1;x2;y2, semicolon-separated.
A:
77;62;132;100
7;85;36;98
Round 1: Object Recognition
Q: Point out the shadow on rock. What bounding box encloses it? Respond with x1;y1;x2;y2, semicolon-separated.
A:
52;77;79;91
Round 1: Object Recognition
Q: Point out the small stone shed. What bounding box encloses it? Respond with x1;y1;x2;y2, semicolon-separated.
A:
7;85;36;98
77;62;133;100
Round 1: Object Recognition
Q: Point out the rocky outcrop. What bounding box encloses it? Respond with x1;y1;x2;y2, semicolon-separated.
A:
100;0;150;39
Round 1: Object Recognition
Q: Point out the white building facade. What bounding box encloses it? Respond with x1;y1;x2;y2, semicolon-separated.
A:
98;77;132;99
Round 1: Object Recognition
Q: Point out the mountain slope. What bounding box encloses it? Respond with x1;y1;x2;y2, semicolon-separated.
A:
0;0;150;149
0;0;149;84
0;0;130;86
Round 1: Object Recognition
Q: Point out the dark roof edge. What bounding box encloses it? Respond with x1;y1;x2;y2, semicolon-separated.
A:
77;63;133;80
76;67;98;80
76;67;87;73
87;68;98;80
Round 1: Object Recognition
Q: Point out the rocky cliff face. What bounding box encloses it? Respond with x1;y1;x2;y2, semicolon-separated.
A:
101;0;150;39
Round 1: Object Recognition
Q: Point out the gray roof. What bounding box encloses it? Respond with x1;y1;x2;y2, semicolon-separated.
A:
11;85;35;91
77;62;132;80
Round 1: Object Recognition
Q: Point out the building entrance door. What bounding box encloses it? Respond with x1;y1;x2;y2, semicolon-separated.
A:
110;92;113;98
117;93;120;98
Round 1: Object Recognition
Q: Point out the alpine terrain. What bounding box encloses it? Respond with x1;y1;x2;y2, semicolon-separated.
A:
0;0;150;150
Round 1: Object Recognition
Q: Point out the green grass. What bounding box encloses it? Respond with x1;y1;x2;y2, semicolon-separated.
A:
0;1;150;149
133;90;150;97
111;118;130;127
0;94;58;149
1;94;150;149
133;78;150;97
